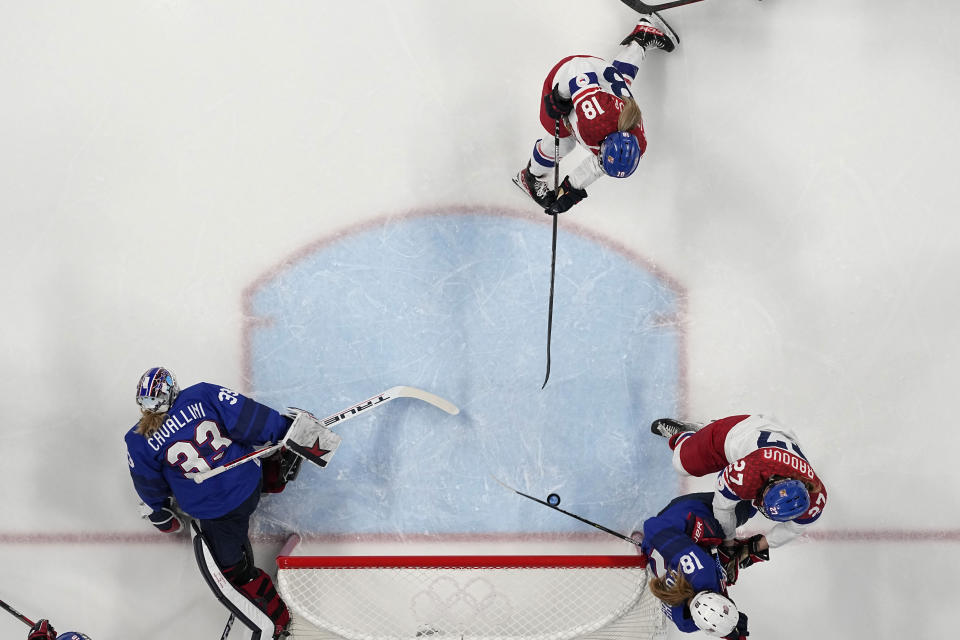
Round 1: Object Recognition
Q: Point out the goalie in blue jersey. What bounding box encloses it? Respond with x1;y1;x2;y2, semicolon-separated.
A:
125;366;323;639
640;493;758;639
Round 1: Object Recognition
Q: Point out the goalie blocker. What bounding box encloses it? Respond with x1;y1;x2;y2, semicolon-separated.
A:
281;408;342;469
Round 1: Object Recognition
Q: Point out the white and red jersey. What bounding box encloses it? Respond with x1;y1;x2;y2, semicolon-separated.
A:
537;48;647;190
548;56;647;153
669;414;827;547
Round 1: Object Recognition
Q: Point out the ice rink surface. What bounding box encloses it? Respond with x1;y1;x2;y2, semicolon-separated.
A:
1;1;959;639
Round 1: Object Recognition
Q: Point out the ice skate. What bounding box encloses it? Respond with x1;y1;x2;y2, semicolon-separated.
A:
650;418;701;438
512;161;556;208
621;11;679;53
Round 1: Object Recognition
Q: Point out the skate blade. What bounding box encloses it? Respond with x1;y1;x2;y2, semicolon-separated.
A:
512;173;534;200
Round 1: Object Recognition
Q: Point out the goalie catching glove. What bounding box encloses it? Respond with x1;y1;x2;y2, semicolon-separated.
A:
281;407;342;469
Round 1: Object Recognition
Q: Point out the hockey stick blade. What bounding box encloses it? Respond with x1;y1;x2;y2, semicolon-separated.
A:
389;385;460;415
186;385;459;483
493;476;641;547
620;0;708;14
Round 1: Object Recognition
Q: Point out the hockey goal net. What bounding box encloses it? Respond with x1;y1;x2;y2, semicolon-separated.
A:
276;554;666;640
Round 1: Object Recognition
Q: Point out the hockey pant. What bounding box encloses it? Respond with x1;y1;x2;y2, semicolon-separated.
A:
669;415;751;476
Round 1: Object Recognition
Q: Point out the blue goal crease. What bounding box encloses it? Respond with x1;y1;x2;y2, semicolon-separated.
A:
245;213;683;537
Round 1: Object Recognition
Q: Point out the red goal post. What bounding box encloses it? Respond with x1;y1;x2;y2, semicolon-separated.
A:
276;553;667;640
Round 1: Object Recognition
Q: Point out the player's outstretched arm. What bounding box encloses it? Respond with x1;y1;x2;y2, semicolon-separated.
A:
765;519;806;548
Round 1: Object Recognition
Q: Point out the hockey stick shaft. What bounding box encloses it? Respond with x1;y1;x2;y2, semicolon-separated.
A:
220;613;235;640
187;385;459;483
493;477;641;547
542;119;560;389
620;0;709;13
0;597;35;627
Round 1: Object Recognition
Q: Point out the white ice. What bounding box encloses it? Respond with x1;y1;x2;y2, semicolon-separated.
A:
1;1;959;639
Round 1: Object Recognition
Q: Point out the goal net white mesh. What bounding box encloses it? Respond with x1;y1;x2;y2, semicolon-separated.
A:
277;555;666;640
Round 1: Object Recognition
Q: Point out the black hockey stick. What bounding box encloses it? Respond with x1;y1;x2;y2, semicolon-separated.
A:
620;0;709;13
542;120;561;389
494;477;641;547
0;596;36;627
220;613;235;640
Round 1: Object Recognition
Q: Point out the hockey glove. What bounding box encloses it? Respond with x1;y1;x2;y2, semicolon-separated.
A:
280;446;303;483
261;447;303;493
148;497;183;534
723;612;749;640
261;450;287;494
717;545;740;585
734;534;769;569
685;513;724;547
28;619;57;640
545;177;587;215
543;84;574;120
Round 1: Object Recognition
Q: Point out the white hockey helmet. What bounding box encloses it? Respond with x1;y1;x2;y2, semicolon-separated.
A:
689;591;738;637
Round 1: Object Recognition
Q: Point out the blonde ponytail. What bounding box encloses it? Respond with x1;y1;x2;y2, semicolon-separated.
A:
135;411;167;437
649;569;697;607
618;96;643;132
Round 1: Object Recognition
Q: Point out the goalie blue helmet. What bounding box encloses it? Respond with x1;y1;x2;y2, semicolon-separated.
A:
136;366;179;413
57;634;92;640
599;131;641;178
760;478;810;522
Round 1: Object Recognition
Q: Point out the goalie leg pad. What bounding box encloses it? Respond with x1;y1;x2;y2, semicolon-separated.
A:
193;522;280;639
228;565;291;637
283;410;342;468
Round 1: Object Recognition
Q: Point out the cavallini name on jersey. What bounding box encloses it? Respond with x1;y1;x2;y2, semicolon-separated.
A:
147;402;207;451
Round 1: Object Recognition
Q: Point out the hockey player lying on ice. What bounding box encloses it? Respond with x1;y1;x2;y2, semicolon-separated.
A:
640;492;759;638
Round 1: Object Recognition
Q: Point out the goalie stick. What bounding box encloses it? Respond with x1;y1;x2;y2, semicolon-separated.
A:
186;386;459;484
493;476;642;548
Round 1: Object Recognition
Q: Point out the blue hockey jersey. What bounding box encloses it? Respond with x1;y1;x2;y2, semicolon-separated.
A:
641;493;753;634
125;382;291;519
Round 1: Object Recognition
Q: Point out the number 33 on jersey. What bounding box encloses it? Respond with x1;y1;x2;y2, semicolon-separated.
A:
125;382;291;520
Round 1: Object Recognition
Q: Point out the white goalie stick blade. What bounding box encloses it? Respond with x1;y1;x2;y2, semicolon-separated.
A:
387;385;460;416
186;385;459;483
